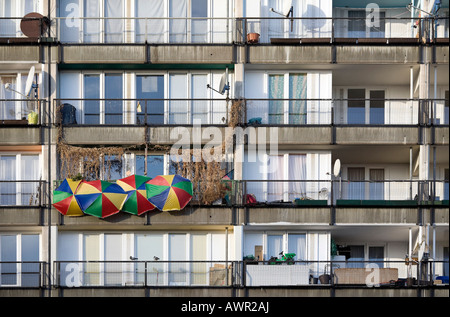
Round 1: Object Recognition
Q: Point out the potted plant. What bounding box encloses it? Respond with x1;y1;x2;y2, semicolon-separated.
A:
247;32;260;44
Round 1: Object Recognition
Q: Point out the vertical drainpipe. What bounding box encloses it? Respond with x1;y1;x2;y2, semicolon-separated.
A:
47;0;52;297
410;147;413;200
225;227;229;285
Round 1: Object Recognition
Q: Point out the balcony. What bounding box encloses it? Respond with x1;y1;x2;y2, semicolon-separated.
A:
0;17;49;43
0;261;46;288
0;181;47;207
46;259;449;288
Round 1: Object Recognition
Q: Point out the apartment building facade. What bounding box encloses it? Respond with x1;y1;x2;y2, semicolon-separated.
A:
0;0;448;297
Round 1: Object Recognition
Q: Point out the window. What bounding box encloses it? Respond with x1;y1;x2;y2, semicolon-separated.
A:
445;90;449;125
169;0;209;43
136;75;164;125
347;89;385;124
348;89;365;124
135;234;164;285
444;168;449;201
346;245;365;268
135;0;164;43
444;247;449;277
369;169;384;200
103;155;123;181
0;234;40;287
347;167;365;200
169;74;188;124
136;155;164;179
83;73;123;124
348;10;385;38
104;74;123;124
169;233;187;285
268;74;307;124
83;75;100;124
0;154;40;206
83;0;124;43
0;0;39;37
191;0;208;43
368;246;384;268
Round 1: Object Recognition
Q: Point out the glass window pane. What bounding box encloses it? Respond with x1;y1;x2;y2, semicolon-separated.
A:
348;10;365;37
288;234;306;261
169;74;188;124
20;155;39;205
289;74;307;124
267;235;283;259
135;234;164;285
84;75;100;124
136;155;164;179
1;235;17;285
170;0;187;43
136;75;164;124
104;0;123;43
269;75;284;124
191;0;207;43
370;90;385;124
21;235;40;287
348;245;364;268
191;74;208;124
0;156;16;205
105;74;123;124
348;89;365;124
169;234;187;284
369;246;384;268
84;0;100;43
104;155;122;181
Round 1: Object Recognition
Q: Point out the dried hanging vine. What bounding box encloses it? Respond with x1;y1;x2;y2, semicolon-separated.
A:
56;105;127;181
173;99;245;205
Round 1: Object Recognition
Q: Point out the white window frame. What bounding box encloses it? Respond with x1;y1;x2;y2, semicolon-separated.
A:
81;72;125;124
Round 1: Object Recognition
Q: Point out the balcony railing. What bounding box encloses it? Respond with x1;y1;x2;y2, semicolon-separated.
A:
238;180;449;207
0;262;46;288
49;259;449;288
0;17;48;41
53;98;448;126
1;99;45;125
0;181;47;207
54;99;229;126
52;16;449;44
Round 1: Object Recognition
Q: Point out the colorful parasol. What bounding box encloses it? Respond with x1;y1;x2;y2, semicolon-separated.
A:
116;174;156;216
52;178;84;216
75;180;127;218
146;175;193;211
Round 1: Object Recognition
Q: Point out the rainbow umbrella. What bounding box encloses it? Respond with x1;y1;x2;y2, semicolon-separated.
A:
75;180;127;218
146;175;193;211
116;174;156;216
52;178;84;216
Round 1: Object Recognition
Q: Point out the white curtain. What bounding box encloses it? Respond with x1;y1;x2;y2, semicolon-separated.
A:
0;156;16;205
191;74;208;124
288;234;306;261
268;155;284;201
288;154;306;200
0;76;16;120
267;235;283;259
59;0;81;43
104;0;123;43
169;0;187;43
84;0;100;43
169;74;188;124
20;155;39;205
135;0;164;43
169;234;187;284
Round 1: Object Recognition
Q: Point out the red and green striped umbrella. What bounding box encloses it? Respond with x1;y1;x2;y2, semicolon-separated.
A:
116;174;156;216
145;175;193;211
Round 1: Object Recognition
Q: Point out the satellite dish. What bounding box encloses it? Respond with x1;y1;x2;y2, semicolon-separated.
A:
207;68;230;96
218;68;230;95
24;66;35;97
20;12;49;38
333;159;341;177
270;0;293;17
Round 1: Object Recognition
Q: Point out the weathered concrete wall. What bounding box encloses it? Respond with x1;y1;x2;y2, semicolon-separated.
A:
0;127;42;145
150;45;233;64
0;46;40;62
335;208;418;224
60;45;146;63
335;127;419;145
61;126;146;145
0;208;44;226
336;46;420;64
244;208;331;224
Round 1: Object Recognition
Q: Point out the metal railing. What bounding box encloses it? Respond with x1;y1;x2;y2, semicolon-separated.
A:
0;180;47;207
0;17;48;40
55;260;236;287
1;99;45;125
52;16;449;44
54;99;229;126
50;259;449;288
238;180;448;207
52;98;449;126
0;261;46;288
